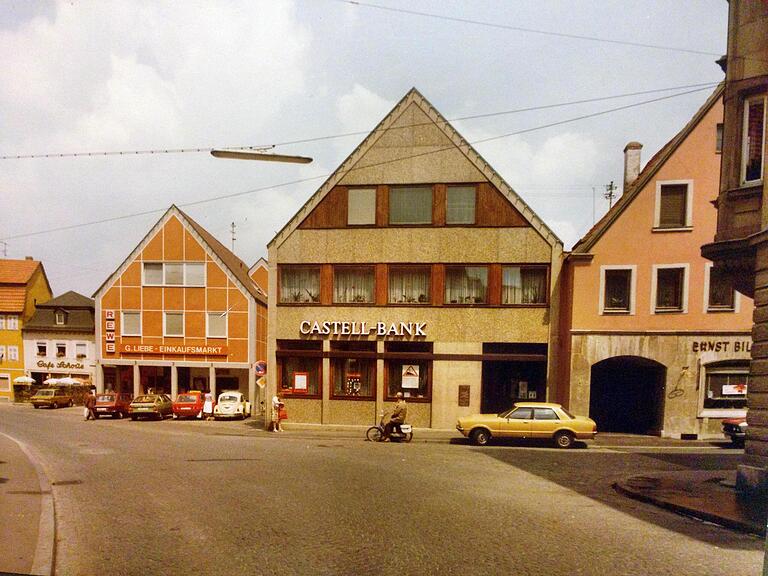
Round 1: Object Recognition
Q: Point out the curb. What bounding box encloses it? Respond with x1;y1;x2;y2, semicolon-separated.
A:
0;432;55;576
612;480;765;536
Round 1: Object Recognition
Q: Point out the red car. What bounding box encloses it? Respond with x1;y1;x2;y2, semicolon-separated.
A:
95;392;133;419
173;391;206;419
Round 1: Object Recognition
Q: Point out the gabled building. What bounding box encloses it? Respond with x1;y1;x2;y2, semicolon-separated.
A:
0;258;52;402
267;88;563;428
22;291;95;387
249;258;268;296
92;206;268;409
561;86;755;438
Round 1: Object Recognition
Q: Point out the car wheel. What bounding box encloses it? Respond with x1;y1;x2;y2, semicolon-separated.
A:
554;431;575;449
33;405;39;409
471;428;491;446
115;411;124;419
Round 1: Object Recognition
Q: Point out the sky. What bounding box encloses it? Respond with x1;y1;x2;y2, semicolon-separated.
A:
0;0;728;296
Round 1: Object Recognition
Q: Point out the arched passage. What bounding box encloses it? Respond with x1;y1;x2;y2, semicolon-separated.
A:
589;356;666;435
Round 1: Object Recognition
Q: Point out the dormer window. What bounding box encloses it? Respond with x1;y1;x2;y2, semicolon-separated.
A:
55;311;66;325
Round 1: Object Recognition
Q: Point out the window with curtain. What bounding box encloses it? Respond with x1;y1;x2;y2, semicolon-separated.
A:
334;267;374;304
185;263;205;286
445;266;488;304
502;266;547;305
704;363;748;409
164;263;184;285
655;267;685;311
279;266;320;303
708;266;735;310
603;269;631;312
348;188;376;225
446;185;476;224
389;186;432;224
207;312;227;338
658;184;689;228
743;96;765;184
143;263;163;285
388;266;430;304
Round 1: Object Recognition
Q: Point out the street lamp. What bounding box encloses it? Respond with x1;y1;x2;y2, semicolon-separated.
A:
210;148;312;164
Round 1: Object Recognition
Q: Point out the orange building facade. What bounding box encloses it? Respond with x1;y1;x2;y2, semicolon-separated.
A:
560;87;755;438
93;206;267;409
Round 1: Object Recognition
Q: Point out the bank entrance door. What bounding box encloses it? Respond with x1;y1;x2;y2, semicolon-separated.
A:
589;356;666;435
481;344;547;414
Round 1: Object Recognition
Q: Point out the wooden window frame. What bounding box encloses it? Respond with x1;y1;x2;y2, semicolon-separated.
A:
278;265;322;305
443;265;489;306
651;264;689;314
332;265;376;305
654;180;693;230
599;265;636;315
500;264;550;307
741;94;766;185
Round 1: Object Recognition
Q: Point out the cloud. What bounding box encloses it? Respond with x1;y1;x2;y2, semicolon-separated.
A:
336;84;396;134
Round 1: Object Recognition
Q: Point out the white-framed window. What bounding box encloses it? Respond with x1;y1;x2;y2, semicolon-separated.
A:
347;188;377;225
55;311;66;325
651;264;689;314
703;262;739;313
185;263;205;286
36;342;47;356
56;343;66;357
143;262;206;286
164;312;184;337
0;346;5;362
8;346;18;361
75;343;87;359
6;316;18;330
654;180;693;229
599;265;636;315
143;262;163;285
742;95;766;185
164;263;184;285
702;361;748;414
121;311;141;336
446;185;476;225
0;316;5;330
389;186;432;225
207;312;228;338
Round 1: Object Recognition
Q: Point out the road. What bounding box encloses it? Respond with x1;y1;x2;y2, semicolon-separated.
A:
0;403;763;576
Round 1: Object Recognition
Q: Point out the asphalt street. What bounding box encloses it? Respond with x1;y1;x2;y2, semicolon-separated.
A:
0;403;763;576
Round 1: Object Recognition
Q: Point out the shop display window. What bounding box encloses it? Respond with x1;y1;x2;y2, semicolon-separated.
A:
502;266;547;305
331;341;376;399
389;186;432;225
279;266;320;304
445;266;488;304
704;362;748;410
334;267;374;304
385;341;431;401
388;266;430;304
446;185;476;224
277;340;322;397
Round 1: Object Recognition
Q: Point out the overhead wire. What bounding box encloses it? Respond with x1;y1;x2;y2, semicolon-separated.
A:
0;81;718;161
1;83;716;242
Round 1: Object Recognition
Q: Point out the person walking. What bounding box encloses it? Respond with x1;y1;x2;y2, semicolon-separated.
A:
271;395;285;432
84;389;97;421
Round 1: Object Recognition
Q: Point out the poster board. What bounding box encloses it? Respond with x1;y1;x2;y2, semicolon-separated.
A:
402;365;420;389
293;372;308;393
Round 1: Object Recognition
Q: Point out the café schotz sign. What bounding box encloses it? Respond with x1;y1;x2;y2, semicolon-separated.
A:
299;320;426;338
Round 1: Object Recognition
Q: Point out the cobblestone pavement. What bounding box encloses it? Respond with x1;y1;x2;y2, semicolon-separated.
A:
0;404;763;576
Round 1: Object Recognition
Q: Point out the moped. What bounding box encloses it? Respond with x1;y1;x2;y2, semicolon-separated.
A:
366;411;413;442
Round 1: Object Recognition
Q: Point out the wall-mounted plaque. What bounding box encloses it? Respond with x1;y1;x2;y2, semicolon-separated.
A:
458;385;470;407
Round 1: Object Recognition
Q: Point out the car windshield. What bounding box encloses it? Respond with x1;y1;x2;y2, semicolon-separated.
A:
220;395;239;403
97;395;114;402
177;395;197;403
37;390;54;396
133;395;154;403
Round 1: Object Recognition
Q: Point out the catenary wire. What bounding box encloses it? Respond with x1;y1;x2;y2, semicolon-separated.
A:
1;84;715;242
0;82;718;161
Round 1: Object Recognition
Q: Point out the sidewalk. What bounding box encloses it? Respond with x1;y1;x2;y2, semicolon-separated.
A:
0;432;54;576
615;470;766;536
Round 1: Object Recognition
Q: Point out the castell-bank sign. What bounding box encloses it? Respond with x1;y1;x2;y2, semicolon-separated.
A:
299;320;427;338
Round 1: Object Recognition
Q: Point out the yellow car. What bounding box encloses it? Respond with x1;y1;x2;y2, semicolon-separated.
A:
456;402;597;448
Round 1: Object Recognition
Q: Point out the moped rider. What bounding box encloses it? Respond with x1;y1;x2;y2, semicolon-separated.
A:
384;392;407;439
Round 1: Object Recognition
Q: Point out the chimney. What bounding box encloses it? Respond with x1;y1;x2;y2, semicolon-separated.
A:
623;142;643;190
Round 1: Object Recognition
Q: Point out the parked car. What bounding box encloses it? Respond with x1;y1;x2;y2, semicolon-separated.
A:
456;402;597;448
722;417;747;447
95;392;133;419
173;391;205;419
30;388;74;409
213;391;250;420
129;394;173;421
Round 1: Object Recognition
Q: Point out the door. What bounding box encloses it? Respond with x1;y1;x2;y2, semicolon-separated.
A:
530;407;560;438
498;406;533;438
